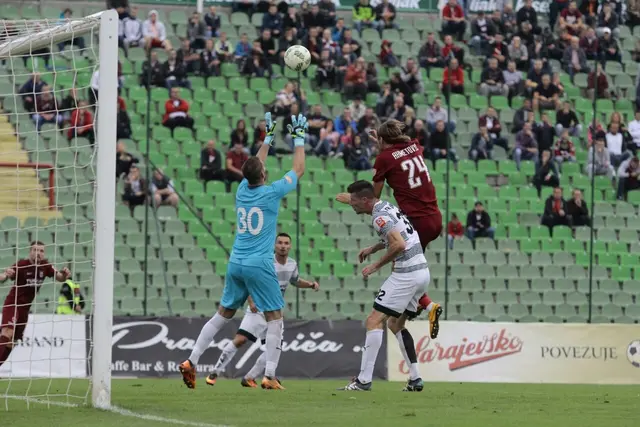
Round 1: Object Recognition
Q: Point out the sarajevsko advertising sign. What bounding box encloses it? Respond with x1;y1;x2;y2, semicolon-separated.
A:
0;314;87;378
387;321;640;384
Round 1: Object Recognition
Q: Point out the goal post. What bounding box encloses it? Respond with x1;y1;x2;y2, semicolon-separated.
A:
0;9;117;409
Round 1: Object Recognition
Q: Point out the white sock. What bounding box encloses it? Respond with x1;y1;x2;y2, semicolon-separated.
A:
245;351;267;379
189;313;230;365
264;318;283;378
212;341;239;375
357;329;383;384
426;302;435;312
395;331;421;381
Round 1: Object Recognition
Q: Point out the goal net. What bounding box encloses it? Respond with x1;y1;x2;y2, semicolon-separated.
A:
0;10;117;409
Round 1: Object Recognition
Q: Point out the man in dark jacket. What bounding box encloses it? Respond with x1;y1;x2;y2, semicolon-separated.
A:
116;141;139;179
200;139;226;183
541;186;572;236
262;4;283;38
465;202;495;247
566;189;590;227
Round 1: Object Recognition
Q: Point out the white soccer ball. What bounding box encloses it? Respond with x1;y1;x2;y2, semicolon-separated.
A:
627;340;640;368
284;45;311;72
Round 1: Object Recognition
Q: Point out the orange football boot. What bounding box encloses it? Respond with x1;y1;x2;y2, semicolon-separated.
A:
179;360;197;389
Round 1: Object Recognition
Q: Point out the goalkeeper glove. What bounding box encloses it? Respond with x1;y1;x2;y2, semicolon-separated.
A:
287;114;308;147
264;112;277;146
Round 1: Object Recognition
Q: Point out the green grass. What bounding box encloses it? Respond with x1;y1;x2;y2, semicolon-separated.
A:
2;378;639;427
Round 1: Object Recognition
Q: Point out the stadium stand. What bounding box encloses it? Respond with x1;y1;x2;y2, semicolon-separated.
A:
0;1;639;323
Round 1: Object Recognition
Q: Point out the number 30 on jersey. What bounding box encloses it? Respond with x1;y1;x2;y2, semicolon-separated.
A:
401;157;431;189
237;207;264;235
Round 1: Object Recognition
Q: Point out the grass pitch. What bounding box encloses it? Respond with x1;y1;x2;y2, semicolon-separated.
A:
2;378;638;427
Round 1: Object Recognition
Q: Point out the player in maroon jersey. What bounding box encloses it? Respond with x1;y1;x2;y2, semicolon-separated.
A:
337;119;443;339
0;241;71;367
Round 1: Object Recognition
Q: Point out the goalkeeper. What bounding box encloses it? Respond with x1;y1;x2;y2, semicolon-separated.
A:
179;111;308;390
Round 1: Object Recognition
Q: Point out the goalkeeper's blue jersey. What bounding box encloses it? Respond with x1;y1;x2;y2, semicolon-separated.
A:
229;170;298;265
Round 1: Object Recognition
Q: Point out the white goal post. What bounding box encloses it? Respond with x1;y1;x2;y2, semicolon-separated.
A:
0;10;117;409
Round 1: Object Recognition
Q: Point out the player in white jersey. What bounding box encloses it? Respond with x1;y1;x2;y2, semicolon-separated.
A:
340;180;429;392
205;232;319;388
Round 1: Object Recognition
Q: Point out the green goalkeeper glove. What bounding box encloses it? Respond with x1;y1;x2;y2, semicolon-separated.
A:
287;114;308;147
264;112;277;146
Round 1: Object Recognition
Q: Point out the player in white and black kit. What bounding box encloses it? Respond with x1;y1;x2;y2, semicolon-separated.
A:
341;181;429;392
205;233;319;388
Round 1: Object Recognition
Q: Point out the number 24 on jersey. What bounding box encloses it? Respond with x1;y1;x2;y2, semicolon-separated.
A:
401;157;431;189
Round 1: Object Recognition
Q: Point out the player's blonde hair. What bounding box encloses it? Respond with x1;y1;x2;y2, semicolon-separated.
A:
378;119;412;145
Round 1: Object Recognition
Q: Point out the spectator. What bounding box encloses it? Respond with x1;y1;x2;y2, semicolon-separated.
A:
151;169;179;208
187;12;207;50
162;87;194;134
536;112;556;154
514;122;538;170
122;166;147;212
617;156;640;201
597;2;620;39
525;59;546;96
226;142;249;185
563;37;589;79
259;29;278;66
628;0;640;29
426;97;454;133
117;97;132;140
501;4;518;37
418;32;443;77
479;107;509;152
567;189;590;227
348;97;366;122
116;141;139;179
586;63;611;100
628;111;640;156
579;27;599;61
163;49;191;90
375;81;394;119
469;11;496;56
558;1;584;37
315;49;337;88
534;150;560;197
317;120;342;157
274;82;296;116
430;120;458;168
344;57;368;99
304;4;325;30
599;28;621;64
332;18;346;42
588;119;606;148
442;0;466;41
465;202;495;247
262;4;283;38
580;0;599;27
335;43;355;87
353;0;377;34
234;33;252;64
517;0;539;33
553;130;576;165
487;33;509;69
359;107;381;134
230;119;250;151
177;39;200;74
502;61;523;105
60;87;79;120
204;5;221;38
441;34;465;65
215;32;233;62
242;40;269;77
388;96;407;122
533;74;561;112
57;9;86;52
140;51;165;88
334;107;357;136
374;0;397;30
469;126;493;161
409;119;429;149
555;102;581;137
67;100;94;144
447;213;464;249
345;134;372;170
606;123;631;167
379;40;399;67
342;29;362;57
541;186;571;236
479;58;509;98
200;39;221;77
319;0;337;27
365;61;380;94
440;58;465;98
401;58;423;94
508;36;528;71
32;85;62;132
142;10;171;52
512;98;534;133
19;73;46;112
200;140;226;183
278;28;298;67
121;7;143;56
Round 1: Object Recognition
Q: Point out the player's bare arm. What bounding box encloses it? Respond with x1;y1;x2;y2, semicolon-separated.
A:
55;267;71;282
362;230;406;278
359;242;386;263
294;278;319;290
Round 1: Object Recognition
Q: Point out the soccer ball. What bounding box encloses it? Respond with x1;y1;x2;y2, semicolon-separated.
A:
284;45;311;72
627;340;640;368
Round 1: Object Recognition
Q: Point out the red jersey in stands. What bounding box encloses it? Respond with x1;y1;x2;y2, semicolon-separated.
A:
3;259;55;309
373;140;439;219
